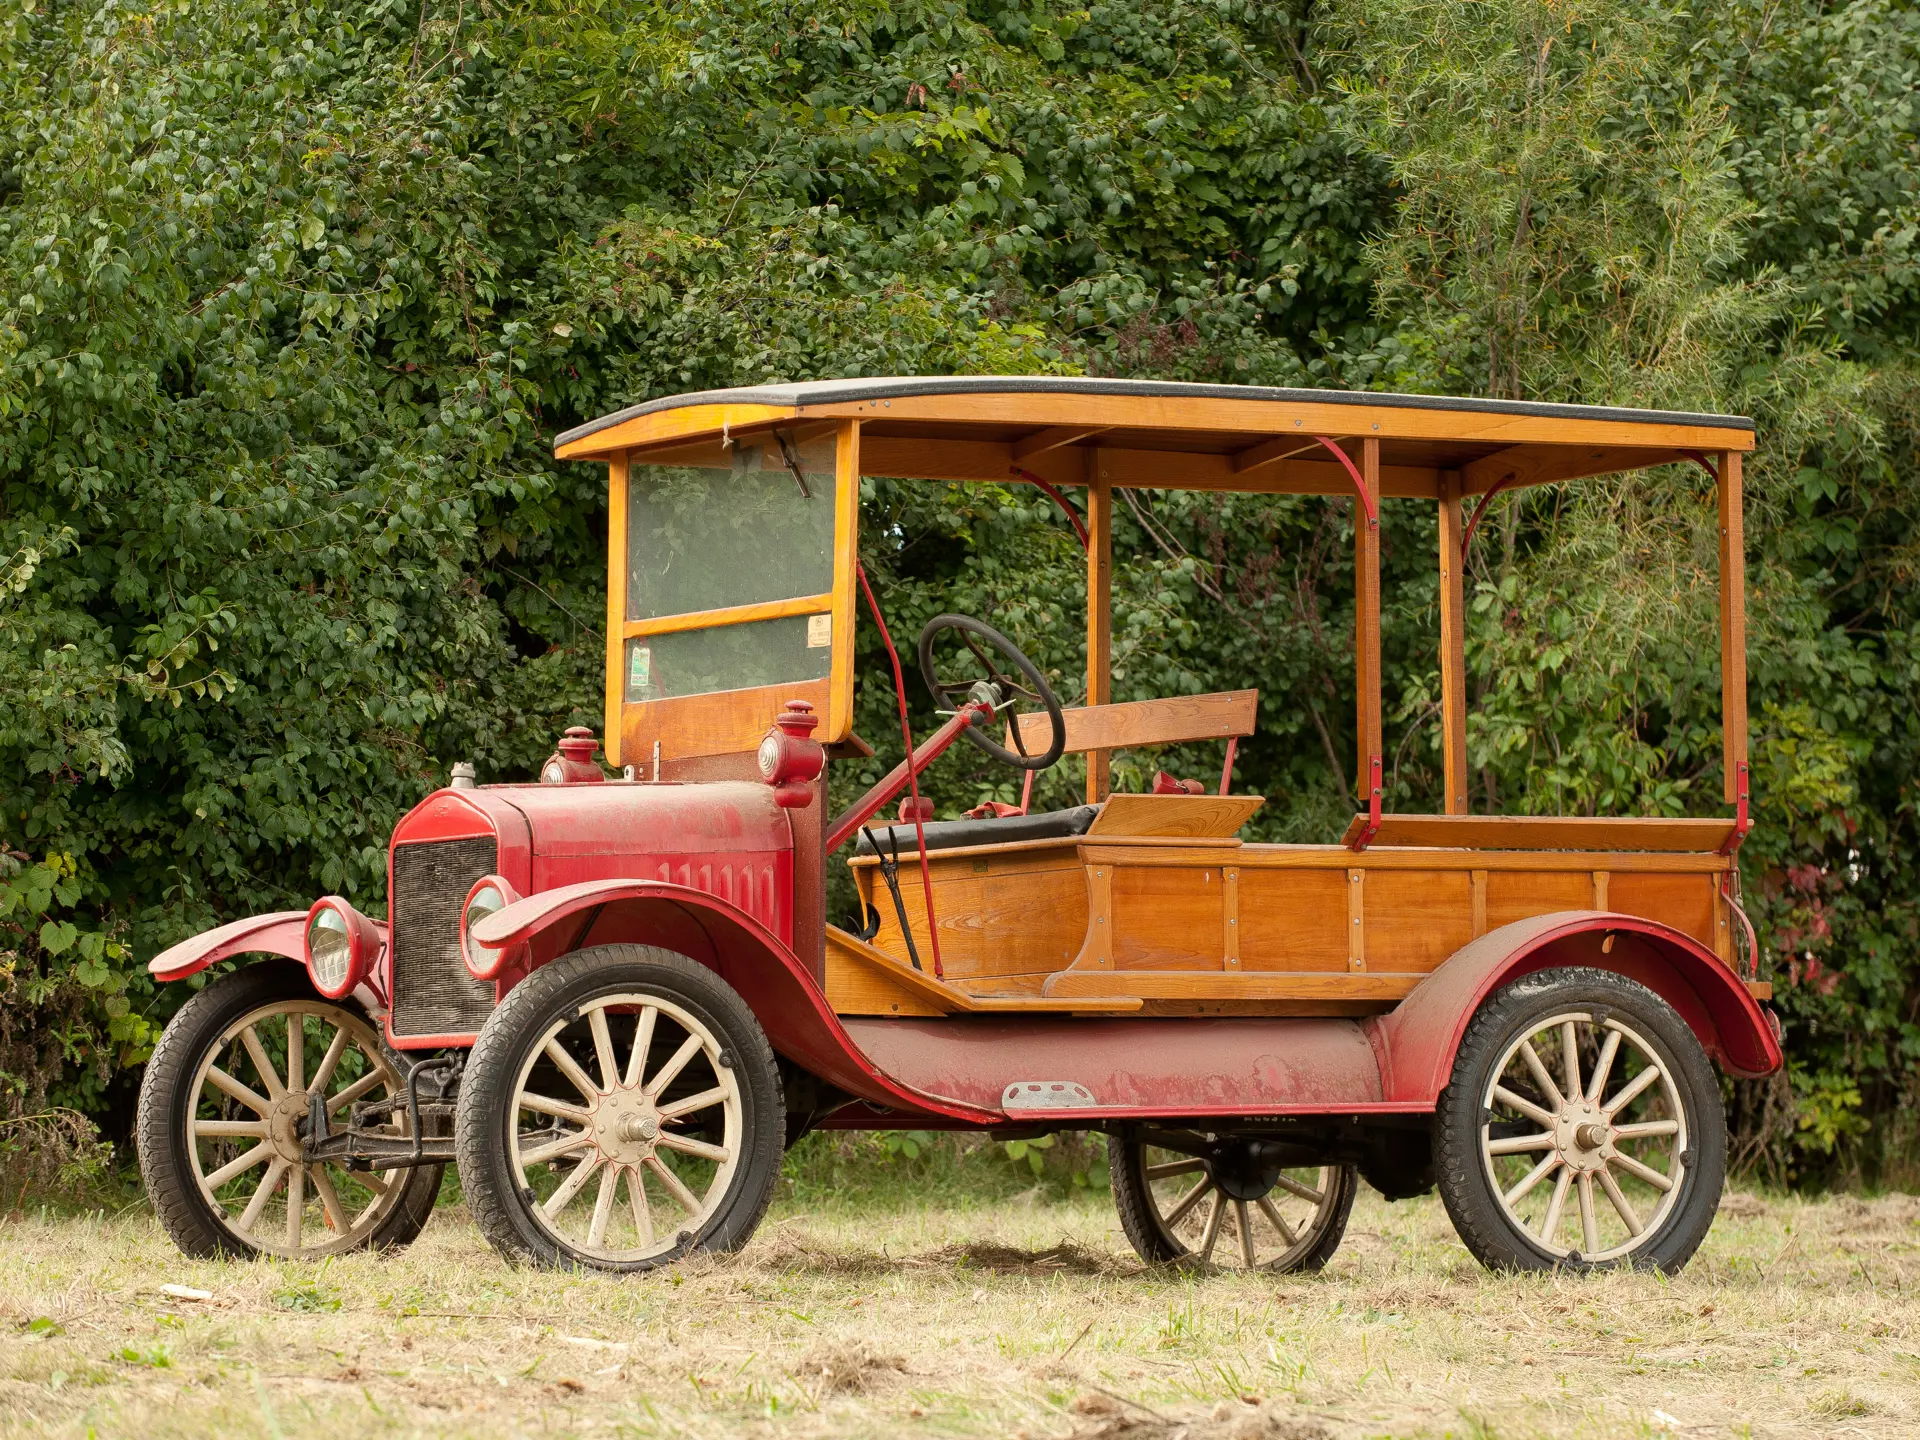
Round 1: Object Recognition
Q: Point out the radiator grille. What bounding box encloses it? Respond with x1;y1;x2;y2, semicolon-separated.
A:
389;835;499;1041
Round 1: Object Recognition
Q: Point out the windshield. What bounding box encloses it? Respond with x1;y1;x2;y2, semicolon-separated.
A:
623;431;836;702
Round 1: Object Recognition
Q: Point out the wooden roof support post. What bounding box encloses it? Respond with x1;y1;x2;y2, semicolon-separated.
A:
1086;449;1114;805
1437;469;1469;813
1718;449;1751;841
1355;438;1384;833
604;451;630;769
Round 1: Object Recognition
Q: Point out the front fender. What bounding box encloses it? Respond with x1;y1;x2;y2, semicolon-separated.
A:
148;911;313;983
1368;910;1782;1105
474;880;998;1126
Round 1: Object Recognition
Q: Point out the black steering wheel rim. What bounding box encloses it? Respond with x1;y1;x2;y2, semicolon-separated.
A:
916;614;1066;771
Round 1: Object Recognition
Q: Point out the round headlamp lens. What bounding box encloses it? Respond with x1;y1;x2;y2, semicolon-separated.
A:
306;907;352;993
464;883;508;974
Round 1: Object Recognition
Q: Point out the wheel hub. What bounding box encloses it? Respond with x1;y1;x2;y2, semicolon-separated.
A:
269;1092;311;1162
1554;1098;1613;1174
1210;1138;1288;1201
591;1088;662;1166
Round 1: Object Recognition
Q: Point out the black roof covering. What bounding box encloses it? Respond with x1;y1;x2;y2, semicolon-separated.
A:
555;375;1755;450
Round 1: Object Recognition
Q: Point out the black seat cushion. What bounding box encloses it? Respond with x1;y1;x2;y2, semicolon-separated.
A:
854;804;1102;856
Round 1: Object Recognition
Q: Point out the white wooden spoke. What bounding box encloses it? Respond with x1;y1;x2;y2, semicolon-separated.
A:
309;1025;351;1095
626;1166;654;1247
207;1065;273;1116
194;1118;269;1140
623;1006;657;1090
1585;1029;1621;1103
1577;1173;1599;1255
544;1039;602;1103
286;1016;304;1096
1538;1166;1574;1243
589;1007;621;1093
1492;1084;1556;1128
1518;1038;1566;1111
1273;1172;1324;1204
1603;1062;1664;1116
643;1033;704;1100
1235;1201;1257;1267
657;1130;730;1163
1503;1151;1560;1208
1163;1177;1212;1228
203;1141;273;1189
644;1153;702;1214
238;1160;287;1231
657;1086;729;1121
285;1164;306;1247
520;1129;594;1166
543;1153;604;1218
1145;1157;1204;1181
517;1090;592;1125
587;1164;620;1250
327;1069;386;1116
1257;1194;1299;1246
355;1166;391;1196
309;1165;349;1233
240;1025;286;1099
1613;1119;1680;1140
1196;1192;1226;1263
1487;1131;1556;1155
1611;1149;1676;1192
1597;1165;1644;1236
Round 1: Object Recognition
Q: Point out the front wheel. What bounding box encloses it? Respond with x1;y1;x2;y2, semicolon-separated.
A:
454;945;784;1272
1109;1131;1357;1273
1435;966;1725;1274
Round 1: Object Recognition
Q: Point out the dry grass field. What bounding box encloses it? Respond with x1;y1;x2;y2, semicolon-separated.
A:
1;1150;1916;1440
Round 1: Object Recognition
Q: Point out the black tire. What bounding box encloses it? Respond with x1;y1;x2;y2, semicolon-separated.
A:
1109;1131;1357;1273
136;960;442;1260
1435;966;1725;1274
454;945;783;1273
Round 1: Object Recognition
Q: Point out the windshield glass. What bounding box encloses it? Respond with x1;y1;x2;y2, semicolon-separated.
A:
626;433;835;621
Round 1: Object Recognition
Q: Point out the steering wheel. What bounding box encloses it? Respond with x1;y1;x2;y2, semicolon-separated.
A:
916;614;1067;771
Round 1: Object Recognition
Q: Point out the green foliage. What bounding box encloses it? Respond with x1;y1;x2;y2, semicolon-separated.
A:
0;0;1915;1184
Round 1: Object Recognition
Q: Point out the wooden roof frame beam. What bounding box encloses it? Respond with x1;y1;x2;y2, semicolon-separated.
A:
1462;444;1686;496
1011;425;1112;462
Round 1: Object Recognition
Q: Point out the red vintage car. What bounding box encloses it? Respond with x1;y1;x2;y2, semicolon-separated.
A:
137;378;1779;1276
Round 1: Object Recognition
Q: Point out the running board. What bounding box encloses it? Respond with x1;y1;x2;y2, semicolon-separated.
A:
824;926;1141;1016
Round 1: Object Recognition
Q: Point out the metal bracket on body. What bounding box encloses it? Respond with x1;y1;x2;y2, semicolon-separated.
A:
1720;759;1752;856
1347;753;1384;851
1002;1081;1097;1111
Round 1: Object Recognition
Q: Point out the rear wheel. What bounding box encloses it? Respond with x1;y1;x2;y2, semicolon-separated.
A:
137;961;442;1260
454;945;783;1272
1109;1131;1357;1273
1435;966;1725;1273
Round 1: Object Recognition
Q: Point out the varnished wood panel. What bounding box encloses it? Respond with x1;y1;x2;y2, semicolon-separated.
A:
1365;868;1475;973
1486;870;1594;930
1112;866;1225;970
1609;872;1718;950
1340;813;1739;853
1012;690;1258;754
1086;793;1265;838
865;862;1087;980
1237;868;1350;972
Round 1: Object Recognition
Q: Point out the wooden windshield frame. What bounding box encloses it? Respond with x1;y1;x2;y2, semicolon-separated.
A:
562;383;1752;836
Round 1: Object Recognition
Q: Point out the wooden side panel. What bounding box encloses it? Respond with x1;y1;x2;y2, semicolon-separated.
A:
1485;870;1595;930
1609;872;1718;950
1111;866;1225;970
1086;793;1264;838
865;858;1087;982
823;946;949;1016
1364;868;1475;973
1237;868;1351;972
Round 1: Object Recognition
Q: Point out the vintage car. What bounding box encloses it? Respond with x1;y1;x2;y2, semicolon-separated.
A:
137;377;1780;1276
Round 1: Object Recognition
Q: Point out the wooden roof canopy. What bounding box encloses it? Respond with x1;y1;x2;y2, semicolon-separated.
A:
559;378;1754;848
553;376;1754;496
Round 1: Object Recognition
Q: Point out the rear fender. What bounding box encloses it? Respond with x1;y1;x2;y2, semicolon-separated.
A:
473;880;997;1125
148;911;314;984
1368;910;1782;1105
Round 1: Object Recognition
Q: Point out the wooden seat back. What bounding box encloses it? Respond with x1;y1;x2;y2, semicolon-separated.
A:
1010;689;1257;798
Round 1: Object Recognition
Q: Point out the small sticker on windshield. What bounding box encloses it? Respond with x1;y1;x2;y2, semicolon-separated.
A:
629;645;652;690
806;613;832;648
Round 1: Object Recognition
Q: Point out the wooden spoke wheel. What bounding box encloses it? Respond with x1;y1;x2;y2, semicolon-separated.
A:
455;946;783;1273
1437;967;1725;1274
138;962;441;1260
1109;1132;1357;1273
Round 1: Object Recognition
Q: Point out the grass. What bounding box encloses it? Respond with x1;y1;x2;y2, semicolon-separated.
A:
1;1144;1916;1439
